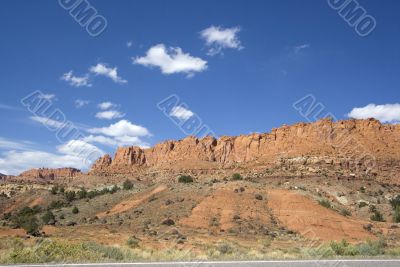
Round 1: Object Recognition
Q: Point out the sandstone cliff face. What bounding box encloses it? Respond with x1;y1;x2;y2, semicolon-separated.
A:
90;119;400;184
18;168;81;180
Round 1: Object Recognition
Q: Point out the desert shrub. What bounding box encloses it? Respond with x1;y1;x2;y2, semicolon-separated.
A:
72;207;79;214
126;236;140;248
231;173;243;181
51;185;59;195
217;243;234;254
340;209;351;217
358;201;368;208
109;185;119;194
360;186;366;193
22;219;40;236
390;195;400;209
393;206;400;223
77;188;87;199
330;240;357;256
42;211;55;225
369;205;377;213
59;186;65;193
357;238;386;256
64;191;76;202
370;210;385;222
3;212;11;220
209;217;220;227
49;200;65;209
178;175;194;183
318;199;332;209
2;240;129;264
123;179;134;190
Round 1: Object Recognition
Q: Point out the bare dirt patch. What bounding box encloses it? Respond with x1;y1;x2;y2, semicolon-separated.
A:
267;189;375;243
96;185;167;218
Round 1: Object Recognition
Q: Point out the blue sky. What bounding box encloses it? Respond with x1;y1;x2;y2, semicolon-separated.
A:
0;0;399;174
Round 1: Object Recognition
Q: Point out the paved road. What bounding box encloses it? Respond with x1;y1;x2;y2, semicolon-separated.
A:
7;260;400;267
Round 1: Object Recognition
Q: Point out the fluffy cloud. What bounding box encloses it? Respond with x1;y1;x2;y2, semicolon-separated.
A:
98;102;117;110
57;140;104;160
88;120;150;137
0;138;104;175
30;116;66;129
89;63;127;84
133;44;208;76
95;110;125;120
61;71;92;87
170;106;194;120
83;134;149;148
86;120;151;148
75;99;89;108
348;104;400;123
200;26;243;56
0;149;100;175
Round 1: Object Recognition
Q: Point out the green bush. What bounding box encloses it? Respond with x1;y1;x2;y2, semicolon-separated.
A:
231;173;243;181
10;208;41;235
109;185;119;194
178;175;194;183
340;209;351;217
51;185;59;195
49;200;65;209
390;195;400;209
77;188;87;199
358;201;368;208
42;211;55;225
371;210;385;222
123;179;134;190
72;207;79;214
318;199;332;209
393;206;400;223
65;191;76;202
126;236;140;248
360;186;366;193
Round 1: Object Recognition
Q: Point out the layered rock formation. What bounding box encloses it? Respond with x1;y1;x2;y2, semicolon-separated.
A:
90;119;400;184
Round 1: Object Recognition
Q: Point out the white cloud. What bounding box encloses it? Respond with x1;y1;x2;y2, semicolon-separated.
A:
40;94;57;101
170;106;194;120
30;116;66;129
89;63;127;84
95;110;125;120
88;120;150;137
0;148;102;175
0;139;104;175
0;137;32;151
126;41;133;48
200;26;243;56
75;99;89;108
57;139;104;160
294;44;310;53
98;102;117;110
83;134;149;148
133;44;208;76
348;104;400;123
61;71;92;87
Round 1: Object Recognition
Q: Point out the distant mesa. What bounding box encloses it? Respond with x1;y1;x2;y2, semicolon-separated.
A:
17;168;81;181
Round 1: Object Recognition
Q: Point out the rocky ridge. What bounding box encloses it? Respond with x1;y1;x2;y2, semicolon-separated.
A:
16;168;81;182
90;119;400;184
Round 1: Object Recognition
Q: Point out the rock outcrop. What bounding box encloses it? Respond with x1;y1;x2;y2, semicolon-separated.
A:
18;168;81;181
90;119;400;184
